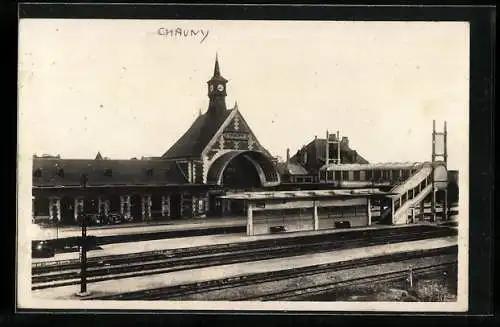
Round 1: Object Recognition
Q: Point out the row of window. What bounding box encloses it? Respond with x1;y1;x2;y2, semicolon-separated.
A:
33;168;163;179
253;208;317;219
320;168;416;182
317;205;366;217
33;194;172;217
251;205;366;219
294;176;314;183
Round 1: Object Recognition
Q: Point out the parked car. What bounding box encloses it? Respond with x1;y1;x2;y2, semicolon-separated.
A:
59;235;99;251
32;240;55;258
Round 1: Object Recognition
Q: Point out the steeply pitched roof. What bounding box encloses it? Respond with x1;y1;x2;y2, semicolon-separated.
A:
161;109;234;159
292;138;369;165
32;158;188;187
276;160;310;176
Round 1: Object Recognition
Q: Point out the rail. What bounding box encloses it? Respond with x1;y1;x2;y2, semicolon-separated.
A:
89;246;457;301
32;226;456;290
242;261;457;301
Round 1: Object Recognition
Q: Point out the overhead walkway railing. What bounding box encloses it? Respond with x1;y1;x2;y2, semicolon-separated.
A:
380;164;435;224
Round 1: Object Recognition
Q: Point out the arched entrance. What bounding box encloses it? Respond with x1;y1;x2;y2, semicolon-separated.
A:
222;154;262;189
206;150;281;187
206;150;281;216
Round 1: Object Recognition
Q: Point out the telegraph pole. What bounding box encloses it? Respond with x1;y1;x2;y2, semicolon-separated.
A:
76;173;90;297
431;120;437;222
408;265;414;289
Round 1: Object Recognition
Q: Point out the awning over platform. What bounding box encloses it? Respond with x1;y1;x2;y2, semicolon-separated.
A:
320;162;426;171
219;188;396;201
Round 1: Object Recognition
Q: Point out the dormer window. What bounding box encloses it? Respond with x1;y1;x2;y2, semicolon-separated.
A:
146;168;153;177
33;168;42;178
104;168;113;177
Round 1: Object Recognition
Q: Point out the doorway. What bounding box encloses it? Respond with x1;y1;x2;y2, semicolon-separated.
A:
60;196;74;225
230;200;246;216
170;193;182;219
208;193;223;217
130;194;142;221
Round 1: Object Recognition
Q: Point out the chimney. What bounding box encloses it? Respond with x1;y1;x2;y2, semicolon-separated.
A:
341;137;349;146
286;148;290;164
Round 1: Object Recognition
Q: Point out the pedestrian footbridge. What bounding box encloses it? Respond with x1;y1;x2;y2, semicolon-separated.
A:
380;162;448;224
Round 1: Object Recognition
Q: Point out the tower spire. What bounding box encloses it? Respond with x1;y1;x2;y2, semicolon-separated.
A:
207;53;228;116
213;53;221;77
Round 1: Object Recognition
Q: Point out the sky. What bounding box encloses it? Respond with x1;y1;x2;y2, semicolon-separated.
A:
18;19;469;170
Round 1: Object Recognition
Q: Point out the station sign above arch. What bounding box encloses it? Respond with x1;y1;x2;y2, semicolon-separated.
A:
224;132;249;141
206;111;267;156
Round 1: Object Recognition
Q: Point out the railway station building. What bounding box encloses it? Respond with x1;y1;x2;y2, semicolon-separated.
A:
32;56;364;226
31;55;455;231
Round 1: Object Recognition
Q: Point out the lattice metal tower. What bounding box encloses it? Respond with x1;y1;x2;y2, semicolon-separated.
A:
325;130;341;165
431;120;448;222
432;120;448;165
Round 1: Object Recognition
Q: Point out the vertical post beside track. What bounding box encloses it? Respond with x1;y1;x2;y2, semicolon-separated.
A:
76;173;90;297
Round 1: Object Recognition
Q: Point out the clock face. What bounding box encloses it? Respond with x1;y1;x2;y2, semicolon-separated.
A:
217;84;225;92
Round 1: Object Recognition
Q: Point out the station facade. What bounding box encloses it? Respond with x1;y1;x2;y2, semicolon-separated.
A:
32;56;370;226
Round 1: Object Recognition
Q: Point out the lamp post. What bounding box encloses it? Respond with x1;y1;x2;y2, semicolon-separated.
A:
76;173;90;297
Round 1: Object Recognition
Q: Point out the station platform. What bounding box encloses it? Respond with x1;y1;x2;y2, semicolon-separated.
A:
31;216;246;240
30;201;459;243
32;223;423;264
30;235;458;301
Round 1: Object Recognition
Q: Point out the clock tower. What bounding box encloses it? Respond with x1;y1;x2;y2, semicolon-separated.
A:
207;54;228;116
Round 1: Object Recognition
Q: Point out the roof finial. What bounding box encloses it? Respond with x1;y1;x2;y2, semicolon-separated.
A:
234;100;238;110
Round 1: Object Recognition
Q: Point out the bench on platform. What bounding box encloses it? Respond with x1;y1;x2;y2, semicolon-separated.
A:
269;225;287;233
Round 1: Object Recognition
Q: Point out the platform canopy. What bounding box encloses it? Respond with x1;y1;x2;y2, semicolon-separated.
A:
219;188;396;200
321;161;426;171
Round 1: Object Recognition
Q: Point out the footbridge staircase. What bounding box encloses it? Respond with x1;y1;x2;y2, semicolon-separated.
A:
380;162;448;224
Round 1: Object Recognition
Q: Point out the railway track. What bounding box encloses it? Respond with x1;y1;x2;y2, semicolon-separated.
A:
89;246;457;301
33;225;453;272
32;226;456;290
240;262;457;301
